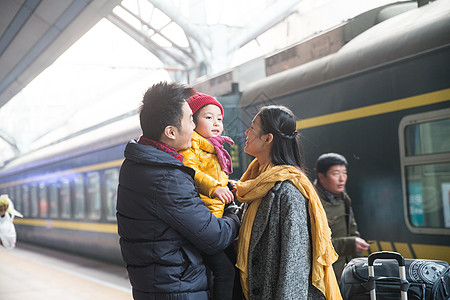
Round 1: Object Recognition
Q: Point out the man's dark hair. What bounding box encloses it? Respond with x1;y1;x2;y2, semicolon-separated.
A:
139;81;195;140
257;105;304;170
315;153;348;175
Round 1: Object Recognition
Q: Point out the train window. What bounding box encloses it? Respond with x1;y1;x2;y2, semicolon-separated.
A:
87;172;101;220
399;108;450;235
60;179;71;219
39;183;48;218
30;184;38;217
405;163;450;228
104;168;118;221
74;175;85;219
21;185;29;217
49;182;58;218
405;118;450;156
14;186;21;214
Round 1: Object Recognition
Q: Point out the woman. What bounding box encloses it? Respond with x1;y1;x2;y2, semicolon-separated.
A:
235;105;341;299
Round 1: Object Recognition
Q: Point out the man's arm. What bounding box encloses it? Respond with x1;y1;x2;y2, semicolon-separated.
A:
155;169;240;255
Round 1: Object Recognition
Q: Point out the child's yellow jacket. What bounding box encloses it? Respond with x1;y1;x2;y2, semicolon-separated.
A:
179;131;229;218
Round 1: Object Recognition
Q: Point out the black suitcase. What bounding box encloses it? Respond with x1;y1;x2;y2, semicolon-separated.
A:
340;251;450;300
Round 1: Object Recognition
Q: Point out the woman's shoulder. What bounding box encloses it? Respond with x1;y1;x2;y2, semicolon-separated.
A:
273;180;304;195
271;180;307;205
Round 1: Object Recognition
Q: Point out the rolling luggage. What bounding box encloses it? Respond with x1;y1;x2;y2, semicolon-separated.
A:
340;251;450;300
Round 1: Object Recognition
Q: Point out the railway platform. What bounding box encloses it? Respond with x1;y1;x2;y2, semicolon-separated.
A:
0;243;132;300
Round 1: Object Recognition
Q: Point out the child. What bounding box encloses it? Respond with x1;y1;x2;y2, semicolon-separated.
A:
180;92;236;300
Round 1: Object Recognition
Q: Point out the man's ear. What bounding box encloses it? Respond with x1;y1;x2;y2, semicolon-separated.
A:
163;125;176;141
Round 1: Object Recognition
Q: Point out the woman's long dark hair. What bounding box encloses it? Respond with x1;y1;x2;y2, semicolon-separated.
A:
257;105;304;170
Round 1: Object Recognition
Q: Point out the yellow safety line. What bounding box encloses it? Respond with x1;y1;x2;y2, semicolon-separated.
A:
297;88;450;129
393;242;413;259
379;241;394;252
12;222;450;262
412;244;450;262
14;218;117;233
366;240;450;262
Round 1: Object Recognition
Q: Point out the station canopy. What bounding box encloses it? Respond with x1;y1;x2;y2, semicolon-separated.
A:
0;0;412;166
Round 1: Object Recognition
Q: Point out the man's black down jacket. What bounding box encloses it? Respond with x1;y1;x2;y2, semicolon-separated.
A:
117;140;240;300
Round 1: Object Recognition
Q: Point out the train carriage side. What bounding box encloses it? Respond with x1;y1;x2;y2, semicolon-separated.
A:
0;117;140;265
239;1;450;262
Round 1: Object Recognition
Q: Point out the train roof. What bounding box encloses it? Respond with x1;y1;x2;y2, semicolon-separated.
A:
240;0;450;107
0;115;140;176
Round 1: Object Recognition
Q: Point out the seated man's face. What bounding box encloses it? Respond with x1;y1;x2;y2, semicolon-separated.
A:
319;165;348;194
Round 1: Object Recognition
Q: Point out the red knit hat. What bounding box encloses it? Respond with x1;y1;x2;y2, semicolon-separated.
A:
186;92;224;116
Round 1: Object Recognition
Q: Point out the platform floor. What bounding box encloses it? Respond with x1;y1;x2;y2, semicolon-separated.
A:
0;243;132;300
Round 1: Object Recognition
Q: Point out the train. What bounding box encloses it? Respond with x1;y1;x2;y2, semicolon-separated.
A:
0;0;449;266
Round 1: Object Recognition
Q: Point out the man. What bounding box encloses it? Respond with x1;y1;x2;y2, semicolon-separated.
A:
116;81;240;300
314;153;370;283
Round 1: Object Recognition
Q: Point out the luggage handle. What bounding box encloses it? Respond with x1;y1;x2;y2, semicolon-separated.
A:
368;251;408;300
368;251;405;267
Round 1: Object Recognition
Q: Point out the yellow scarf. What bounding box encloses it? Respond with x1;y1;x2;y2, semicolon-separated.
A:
236;159;342;300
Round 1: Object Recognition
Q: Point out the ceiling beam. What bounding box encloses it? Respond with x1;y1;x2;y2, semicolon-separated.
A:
0;0;122;109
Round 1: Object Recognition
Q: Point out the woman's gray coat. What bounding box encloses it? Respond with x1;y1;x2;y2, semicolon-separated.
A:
245;180;325;299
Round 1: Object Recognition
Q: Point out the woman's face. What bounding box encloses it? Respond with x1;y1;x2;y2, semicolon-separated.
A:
244;115;271;160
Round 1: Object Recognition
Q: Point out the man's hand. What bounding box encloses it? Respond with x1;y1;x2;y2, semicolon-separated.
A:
214;186;234;204
355;237;370;252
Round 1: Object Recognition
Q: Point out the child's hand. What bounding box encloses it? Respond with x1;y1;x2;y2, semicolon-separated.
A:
214;187;234;204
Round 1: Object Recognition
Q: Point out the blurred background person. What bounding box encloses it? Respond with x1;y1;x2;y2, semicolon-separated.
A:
314;153;370;283
0;194;22;249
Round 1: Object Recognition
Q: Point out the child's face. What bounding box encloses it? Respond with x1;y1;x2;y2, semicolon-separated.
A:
195;104;223;138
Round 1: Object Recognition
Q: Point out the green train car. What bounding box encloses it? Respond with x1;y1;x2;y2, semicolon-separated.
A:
236;0;450;262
